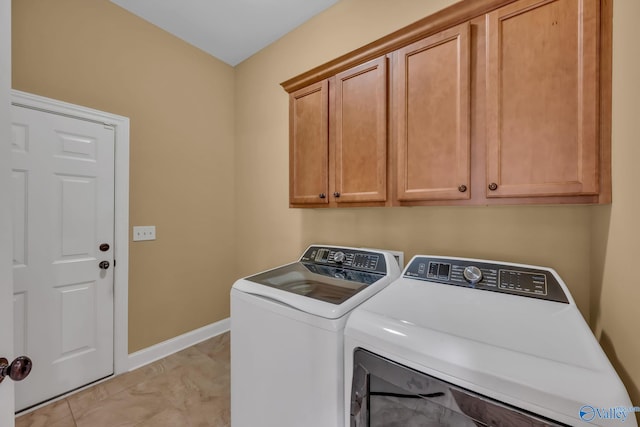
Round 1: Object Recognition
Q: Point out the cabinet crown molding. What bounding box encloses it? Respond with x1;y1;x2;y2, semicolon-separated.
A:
280;0;520;93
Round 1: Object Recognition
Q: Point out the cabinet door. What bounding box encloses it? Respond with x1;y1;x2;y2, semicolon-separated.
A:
395;23;471;202
289;80;329;205
486;0;598;198
334;57;388;203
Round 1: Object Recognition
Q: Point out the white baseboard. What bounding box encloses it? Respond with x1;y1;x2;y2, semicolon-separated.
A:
128;317;230;372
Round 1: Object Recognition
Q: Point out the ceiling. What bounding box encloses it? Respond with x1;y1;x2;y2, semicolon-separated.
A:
110;0;340;66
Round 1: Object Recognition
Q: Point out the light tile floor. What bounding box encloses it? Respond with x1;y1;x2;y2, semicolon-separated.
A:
15;332;230;427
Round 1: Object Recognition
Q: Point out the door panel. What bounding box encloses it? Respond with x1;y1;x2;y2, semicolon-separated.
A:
289;81;330;205
486;0;599;197
57;176;96;256
11;105;114;411
395;23;471;201
334;57;387;203
11;170;26;267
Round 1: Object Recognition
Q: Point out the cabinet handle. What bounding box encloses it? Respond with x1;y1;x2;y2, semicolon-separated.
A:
333;192;341;198
458;185;467;193
319;193;326;199
488;182;498;191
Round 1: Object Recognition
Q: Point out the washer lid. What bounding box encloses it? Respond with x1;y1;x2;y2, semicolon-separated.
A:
245;261;384;305
233;245;401;319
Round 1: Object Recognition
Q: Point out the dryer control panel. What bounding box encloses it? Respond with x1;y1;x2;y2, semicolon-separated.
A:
300;246;387;274
404;257;569;303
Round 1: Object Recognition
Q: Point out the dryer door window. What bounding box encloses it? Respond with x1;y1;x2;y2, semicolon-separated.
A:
350;348;568;427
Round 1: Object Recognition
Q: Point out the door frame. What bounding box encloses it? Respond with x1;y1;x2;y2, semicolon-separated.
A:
1;0;15;424
10;90;130;377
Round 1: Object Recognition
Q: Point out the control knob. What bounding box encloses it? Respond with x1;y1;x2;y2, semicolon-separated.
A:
463;266;483;285
333;251;345;263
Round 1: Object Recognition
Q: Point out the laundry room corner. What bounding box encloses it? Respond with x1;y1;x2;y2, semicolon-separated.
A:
8;0;640;422
588;0;640;410
12;0;238;355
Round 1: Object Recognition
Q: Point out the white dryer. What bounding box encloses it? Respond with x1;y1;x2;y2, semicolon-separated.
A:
345;255;637;427
231;245;401;427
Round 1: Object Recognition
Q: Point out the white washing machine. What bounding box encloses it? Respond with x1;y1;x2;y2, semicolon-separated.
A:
345;255;637;427
231;245;401;427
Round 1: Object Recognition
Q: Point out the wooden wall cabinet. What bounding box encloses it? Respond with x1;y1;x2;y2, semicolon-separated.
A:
282;0;611;208
334;57;388;204
289;80;329;205
485;0;601;199
394;22;471;202
289;57;388;207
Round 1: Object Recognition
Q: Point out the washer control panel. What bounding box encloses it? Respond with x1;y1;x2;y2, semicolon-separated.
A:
404;256;568;303
300;246;387;274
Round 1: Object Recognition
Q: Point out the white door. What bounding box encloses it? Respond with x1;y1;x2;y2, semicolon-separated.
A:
1;0;15;424
11;105;115;411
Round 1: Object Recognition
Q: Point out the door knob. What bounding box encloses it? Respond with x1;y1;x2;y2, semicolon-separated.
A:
99;261;110;270
99;243;110;252
0;356;33;384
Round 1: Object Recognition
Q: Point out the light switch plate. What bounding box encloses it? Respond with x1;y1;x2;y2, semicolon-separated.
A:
133;226;156;241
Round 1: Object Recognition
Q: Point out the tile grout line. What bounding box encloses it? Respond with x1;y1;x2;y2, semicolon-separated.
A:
64;398;78;427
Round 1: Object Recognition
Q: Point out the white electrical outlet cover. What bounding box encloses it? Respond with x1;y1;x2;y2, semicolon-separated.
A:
133;226;156;241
